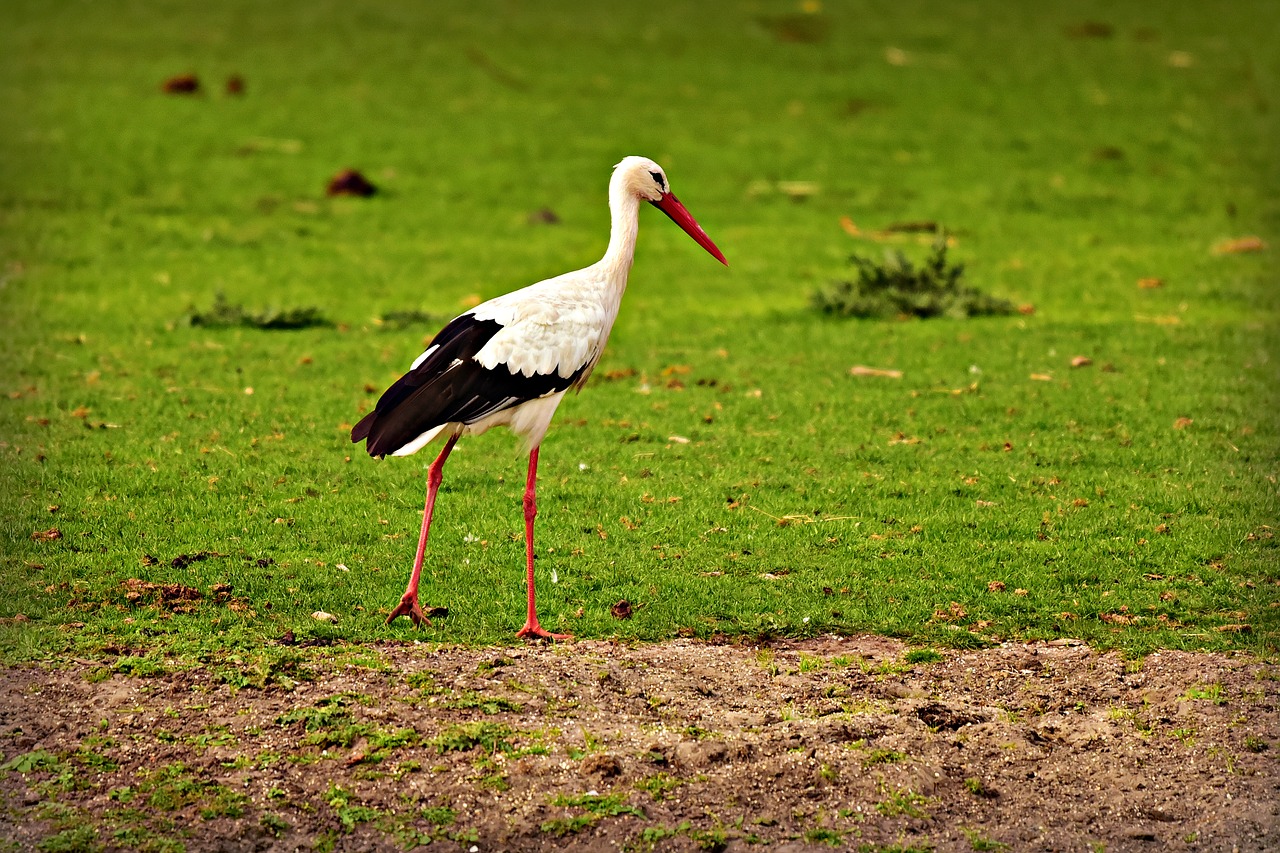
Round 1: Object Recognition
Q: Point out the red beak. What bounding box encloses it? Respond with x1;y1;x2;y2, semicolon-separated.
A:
650;194;728;266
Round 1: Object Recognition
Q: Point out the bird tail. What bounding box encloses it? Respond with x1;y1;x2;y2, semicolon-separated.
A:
351;410;376;446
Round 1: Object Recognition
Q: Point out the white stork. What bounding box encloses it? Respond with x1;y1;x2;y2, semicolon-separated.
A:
352;156;726;640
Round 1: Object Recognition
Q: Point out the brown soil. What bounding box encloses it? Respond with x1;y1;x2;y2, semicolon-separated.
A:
1;637;1277;852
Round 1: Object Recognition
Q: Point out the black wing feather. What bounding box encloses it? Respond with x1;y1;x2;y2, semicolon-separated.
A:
352;313;589;458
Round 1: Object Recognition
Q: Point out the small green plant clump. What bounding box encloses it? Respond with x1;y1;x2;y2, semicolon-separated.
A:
812;236;1016;319
540;792;643;836
430;722;515;755
187;292;331;330
904;648;945;665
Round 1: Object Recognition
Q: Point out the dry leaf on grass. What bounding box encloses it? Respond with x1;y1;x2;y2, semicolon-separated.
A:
1212;236;1265;254
1138;277;1164;289
748;506;856;527
122;579;202;612
1070;356;1093;368
884;46;910;65
777;181;819;199
933;601;967;622
850;365;903;379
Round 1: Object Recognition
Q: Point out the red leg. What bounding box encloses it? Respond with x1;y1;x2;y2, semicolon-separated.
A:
386;433;459;626
515;447;571;641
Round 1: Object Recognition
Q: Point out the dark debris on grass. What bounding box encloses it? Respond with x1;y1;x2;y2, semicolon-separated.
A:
375;309;450;330
186;292;331;330
161;73;200;95
811;235;1017;320
326;168;377;197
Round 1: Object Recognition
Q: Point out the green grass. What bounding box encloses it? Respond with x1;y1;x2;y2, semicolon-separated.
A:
541;792;644;836
1;0;1276;665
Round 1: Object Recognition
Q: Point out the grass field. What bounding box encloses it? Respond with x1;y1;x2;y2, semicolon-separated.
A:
1;0;1276;666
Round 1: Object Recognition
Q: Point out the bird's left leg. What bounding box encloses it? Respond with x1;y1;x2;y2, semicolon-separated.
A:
515;446;571;641
386;433;459;626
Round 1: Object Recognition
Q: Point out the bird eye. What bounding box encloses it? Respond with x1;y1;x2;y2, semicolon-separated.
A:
649;170;666;190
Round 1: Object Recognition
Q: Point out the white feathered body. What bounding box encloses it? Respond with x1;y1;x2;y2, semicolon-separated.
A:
392;262;629;456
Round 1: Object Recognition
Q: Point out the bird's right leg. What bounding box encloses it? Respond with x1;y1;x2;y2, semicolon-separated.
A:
386;433;459;626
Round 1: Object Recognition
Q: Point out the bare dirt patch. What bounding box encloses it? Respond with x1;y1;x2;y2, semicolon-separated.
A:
1;637;1276;851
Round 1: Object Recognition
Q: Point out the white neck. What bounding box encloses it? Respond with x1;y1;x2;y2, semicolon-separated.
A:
599;179;642;280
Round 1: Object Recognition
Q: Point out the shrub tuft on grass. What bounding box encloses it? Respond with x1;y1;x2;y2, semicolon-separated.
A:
187;292;330;330
812;236;1015;319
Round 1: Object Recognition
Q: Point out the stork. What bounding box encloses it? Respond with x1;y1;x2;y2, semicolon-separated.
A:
351;156;726;640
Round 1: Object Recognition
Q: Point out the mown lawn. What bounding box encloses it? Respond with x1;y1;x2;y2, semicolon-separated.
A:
1;0;1276;664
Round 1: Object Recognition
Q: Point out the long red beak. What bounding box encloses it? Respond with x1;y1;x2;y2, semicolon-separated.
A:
650;194;728;266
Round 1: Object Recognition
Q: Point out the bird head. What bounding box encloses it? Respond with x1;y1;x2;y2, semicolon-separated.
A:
613;155;670;202
613;156;727;265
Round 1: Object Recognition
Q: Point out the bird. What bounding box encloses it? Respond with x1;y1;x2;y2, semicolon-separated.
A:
351;156;726;640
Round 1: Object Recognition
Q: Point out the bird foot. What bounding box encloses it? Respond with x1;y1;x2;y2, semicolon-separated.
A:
385;593;430;627
516;619;571;642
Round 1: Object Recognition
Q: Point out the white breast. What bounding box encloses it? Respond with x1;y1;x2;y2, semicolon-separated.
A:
470;269;619;380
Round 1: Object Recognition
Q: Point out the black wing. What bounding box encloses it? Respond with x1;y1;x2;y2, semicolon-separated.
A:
351;313;589;458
